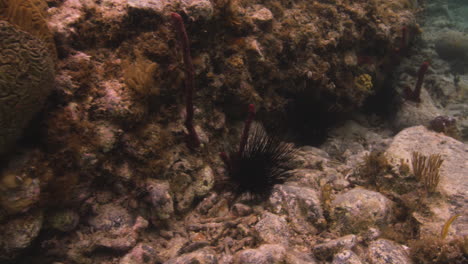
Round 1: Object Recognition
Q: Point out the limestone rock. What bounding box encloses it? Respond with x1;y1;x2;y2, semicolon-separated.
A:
321;120;391;163
193;166;215;197
254;212;291;246
164;248;217;264
120;243;161;264
232;203;252;216
393;89;442;131
285;251;317;264
88;204;133;231
269;185;325;235
127;0;213;20
292;146;331;170
94;121;121;153
233;244;286;264
158;236;189;261
332;250;363;264
313;235;358;261
0;210;43;260
92;80;146;125
330;188;395;233
48;209;80;232
146;179;174;221
367;239;412;264
385;126;468;237
0;174;40;215
249;5;273;24
67;216;148;263
168;158;213;213
182;0;213;20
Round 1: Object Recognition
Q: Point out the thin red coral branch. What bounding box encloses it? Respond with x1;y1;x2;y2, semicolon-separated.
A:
171;12;200;148
405;61;430;102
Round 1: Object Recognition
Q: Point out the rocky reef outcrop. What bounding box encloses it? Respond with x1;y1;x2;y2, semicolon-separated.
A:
0;0;467;264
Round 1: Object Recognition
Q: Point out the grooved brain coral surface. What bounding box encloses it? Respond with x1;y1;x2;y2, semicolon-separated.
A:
0;20;54;154
0;0;56;59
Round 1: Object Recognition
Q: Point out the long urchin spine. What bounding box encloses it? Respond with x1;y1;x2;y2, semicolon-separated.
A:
221;104;295;199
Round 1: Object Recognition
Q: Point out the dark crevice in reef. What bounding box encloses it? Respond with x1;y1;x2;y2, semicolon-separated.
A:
270;83;349;147
362;74;400;119
285;104;347;147
9;231;59;264
16;110;48;151
0;109;48;167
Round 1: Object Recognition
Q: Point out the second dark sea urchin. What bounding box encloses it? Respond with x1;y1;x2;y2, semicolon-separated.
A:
220;105;296;200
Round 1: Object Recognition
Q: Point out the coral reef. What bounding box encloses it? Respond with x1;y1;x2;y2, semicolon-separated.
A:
0;0;466;264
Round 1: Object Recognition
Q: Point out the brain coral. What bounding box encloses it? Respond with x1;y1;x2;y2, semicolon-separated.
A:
0;20;54;154
0;0;56;58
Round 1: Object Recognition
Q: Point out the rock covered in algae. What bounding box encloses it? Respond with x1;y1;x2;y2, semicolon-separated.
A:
313;235;358;261
67;214;148;264
119;243;161;264
164;247;218;264
254;212;291;246
168;158;215;213
88;203;133;231
330;188;395;233
385;126;468;238
332;249;363;264
0;174;40;214
0;152;46;215
233;244;287;264
0;20;54;154
47;209;80;232
127;0;214;21
269;184;325;235
0;210;43;260
367;239;412;264
145;179;174;221
393;76;442;131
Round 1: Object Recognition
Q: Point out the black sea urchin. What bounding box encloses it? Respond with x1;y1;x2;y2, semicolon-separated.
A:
221;105;295;199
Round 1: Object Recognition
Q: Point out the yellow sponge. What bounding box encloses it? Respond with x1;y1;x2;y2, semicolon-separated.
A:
354;73;373;93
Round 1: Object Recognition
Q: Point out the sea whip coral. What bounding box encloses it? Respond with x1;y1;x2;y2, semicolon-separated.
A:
171;12;200;148
404;61;430;103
